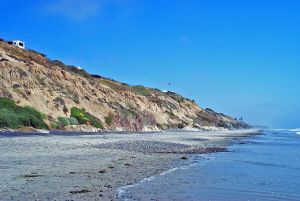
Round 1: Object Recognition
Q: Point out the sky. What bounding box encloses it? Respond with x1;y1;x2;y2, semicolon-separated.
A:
1;0;300;128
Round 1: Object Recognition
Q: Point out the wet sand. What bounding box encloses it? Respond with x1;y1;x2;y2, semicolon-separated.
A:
0;129;261;200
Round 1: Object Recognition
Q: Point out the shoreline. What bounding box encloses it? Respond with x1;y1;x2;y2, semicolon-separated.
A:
115;129;262;200
0;129;261;200
0;126;257;135
116;154;204;199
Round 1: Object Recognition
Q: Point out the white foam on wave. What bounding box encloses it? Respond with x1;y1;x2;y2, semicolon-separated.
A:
296;132;300;135
117;175;157;197
117;166;184;197
273;128;300;132
117;156;213;199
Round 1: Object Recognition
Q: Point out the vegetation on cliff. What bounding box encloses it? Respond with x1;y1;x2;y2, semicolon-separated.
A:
70;107;104;129
58;117;78;126
0;97;49;129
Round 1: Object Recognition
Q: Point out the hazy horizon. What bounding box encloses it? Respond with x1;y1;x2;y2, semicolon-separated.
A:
1;0;300;129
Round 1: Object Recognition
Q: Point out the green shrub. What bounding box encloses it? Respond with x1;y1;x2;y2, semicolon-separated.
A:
73;98;79;104
131;85;149;96
126;102;136;109
50;121;62;129
177;122;186;129
58;117;70;126
0;108;20;128
69;117;79;125
129;110;136;117
156;123;163;129
165;91;184;103
0;98;49;129
70;107;103;129
98;79;131;92
41;113;48;120
105;115;112;125
58;117;79;126
25;106;47;119
218;121;228;128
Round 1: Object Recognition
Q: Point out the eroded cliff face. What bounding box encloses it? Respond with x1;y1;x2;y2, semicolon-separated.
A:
0;41;250;131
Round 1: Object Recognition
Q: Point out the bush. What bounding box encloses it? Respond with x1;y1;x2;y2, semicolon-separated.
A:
0;108;20;128
70;107;103;129
156;123;163;129
129;110;136;117
196;110;219;126
99;79;131;92
50;121;62;129
58;117;78;126
131;85;149;96
165;91;184;103
69;117;79;125
58;117;70;126
73;98;79;104
0;97;49;129
25;106;48;119
218;121;228;128
105;115;112;125
177;122;187;129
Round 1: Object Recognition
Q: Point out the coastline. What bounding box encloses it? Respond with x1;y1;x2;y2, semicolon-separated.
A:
0;129;261;200
0;124;234;134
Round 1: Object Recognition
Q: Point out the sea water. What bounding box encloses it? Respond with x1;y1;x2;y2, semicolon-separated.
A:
118;130;300;200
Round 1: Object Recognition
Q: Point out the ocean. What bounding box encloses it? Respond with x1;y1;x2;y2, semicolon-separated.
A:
118;129;300;200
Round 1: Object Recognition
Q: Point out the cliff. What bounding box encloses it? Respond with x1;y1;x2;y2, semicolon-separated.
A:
0;40;250;131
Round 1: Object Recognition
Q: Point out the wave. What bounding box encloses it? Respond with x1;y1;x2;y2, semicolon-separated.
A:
117;165;190;198
272;128;300;132
117;155;213;199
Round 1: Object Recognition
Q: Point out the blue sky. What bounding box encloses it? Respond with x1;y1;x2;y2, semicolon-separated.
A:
1;0;300;128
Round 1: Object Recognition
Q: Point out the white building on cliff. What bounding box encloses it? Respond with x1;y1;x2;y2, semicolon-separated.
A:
8;40;25;49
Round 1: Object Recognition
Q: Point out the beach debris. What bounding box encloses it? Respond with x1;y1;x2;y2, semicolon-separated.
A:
21;173;43;178
99;169;108;173
69;189;91;194
104;184;112;188
69;171;91;174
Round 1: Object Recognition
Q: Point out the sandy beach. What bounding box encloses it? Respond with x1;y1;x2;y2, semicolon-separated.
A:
0;129;261;200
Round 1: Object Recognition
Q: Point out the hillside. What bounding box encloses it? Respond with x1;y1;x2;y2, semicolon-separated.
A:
0;40;250;131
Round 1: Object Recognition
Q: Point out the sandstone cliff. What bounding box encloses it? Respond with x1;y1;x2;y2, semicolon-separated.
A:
0;40;250;131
